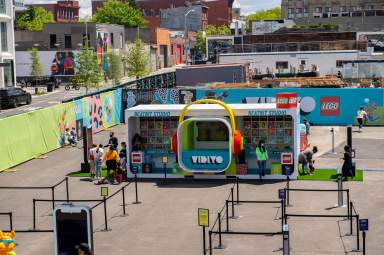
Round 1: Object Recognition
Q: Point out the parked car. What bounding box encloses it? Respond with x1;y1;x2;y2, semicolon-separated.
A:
0;87;32;109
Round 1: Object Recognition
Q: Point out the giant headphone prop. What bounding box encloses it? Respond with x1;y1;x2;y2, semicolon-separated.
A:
171;99;244;156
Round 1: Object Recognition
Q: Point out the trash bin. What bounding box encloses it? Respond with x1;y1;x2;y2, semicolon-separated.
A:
47;83;54;92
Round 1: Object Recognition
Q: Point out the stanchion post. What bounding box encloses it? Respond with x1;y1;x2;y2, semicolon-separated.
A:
51;187;55;211
356;214;360;251
231;188;235;218
202;226;206;255
33;199;36;230
65;177;69;202
133;174;140;204
350;201;353;235
362;231;366;255
347;190;350;219
122;186;126;216
236;177;239;204
337;174;344;207
103;197;108;231
163;162;167;184
286;176;290;206
226;200;229;232
9;212;13;230
331;128;335;154
281;200;284;231
283;224;290;255
217;212;223;249
209;231;212;255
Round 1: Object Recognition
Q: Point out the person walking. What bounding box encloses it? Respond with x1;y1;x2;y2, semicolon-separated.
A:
341;145;353;178
298;146;318;175
108;132;119;150
102;145;120;184
255;140;268;180
356;107;367;132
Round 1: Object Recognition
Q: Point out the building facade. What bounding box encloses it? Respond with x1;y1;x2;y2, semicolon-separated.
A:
282;0;384;20
32;0;79;22
0;0;16;88
160;5;208;32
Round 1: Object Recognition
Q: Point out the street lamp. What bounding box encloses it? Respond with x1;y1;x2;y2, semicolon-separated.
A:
184;9;195;64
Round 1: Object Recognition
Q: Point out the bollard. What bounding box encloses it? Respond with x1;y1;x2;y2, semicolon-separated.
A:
103;197;108;231
122;186;126;216
346;190;350;219
347;125;352;149
209;231;212;255
283;224;290;255
216;212;224;249
231;188;235;218
349;201;353;235
337;174;344;207
226;200;229;232
331;128;336;154
236;177;239;204
33;199;36;230
65;177;69;202
51;187;55;211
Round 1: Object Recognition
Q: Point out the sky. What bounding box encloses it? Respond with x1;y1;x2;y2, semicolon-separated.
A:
24;0;281;18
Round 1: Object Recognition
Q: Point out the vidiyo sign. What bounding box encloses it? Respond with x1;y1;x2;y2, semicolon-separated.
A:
320;97;340;116
276;93;298;109
191;156;224;164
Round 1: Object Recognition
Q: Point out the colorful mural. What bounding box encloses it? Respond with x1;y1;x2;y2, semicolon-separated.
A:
97;32;110;72
51;51;76;75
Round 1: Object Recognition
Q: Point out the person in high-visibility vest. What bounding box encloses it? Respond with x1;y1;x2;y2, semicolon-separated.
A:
255;140;268;180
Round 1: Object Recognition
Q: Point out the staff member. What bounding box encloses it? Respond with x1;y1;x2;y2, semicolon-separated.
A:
255;140;268;180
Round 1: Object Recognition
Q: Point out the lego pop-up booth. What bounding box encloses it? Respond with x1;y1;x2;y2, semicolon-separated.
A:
125;94;300;179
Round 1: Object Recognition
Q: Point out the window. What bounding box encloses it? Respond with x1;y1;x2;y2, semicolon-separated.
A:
367;5;374;10
336;60;343;67
315;7;322;13
64;34;72;48
301;60;306;65
340;6;347;12
276;61;288;69
50;34;57;48
325;7;332;13
110;33;114;47
1;22;7;52
0;0;5;14
303;8;308;17
288;8;294;14
171;44;174;55
3;60;14;87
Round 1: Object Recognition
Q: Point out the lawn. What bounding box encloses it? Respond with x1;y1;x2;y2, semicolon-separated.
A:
68;169;109;177
298;168;363;181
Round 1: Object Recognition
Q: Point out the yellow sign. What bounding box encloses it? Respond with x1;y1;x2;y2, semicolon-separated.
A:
162;156;168;164
198;208;209;227
100;187;108;197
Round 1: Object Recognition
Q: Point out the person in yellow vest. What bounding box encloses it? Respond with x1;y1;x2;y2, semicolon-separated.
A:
255;140;268;180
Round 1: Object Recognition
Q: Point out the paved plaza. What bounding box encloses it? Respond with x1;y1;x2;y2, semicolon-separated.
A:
0;125;383;254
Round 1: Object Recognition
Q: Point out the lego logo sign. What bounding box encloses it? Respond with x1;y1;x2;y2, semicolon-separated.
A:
320;97;340;116
276;93;298;109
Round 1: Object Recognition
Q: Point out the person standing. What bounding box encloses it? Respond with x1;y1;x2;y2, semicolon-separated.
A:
356;107;367;132
89;144;97;180
94;144;104;181
255;140;268;180
102;145;119;184
108;132;119;149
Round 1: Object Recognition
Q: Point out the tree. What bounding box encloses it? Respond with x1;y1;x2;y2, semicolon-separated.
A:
108;52;123;85
30;48;43;78
72;40;105;94
16;6;54;31
92;0;146;28
195;25;231;56
246;7;281;28
125;37;149;79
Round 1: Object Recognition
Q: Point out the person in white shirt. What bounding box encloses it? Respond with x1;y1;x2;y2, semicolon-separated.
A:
90;144;104;181
356;107;367;131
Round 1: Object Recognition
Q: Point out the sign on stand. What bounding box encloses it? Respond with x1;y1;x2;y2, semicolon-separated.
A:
100;187;108;197
198;208;209;227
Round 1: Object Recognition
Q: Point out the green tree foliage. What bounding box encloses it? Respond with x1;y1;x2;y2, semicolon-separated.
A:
72;40;104;93
196;25;231;56
92;0;146;28
16;6;54;31
108;52;123;85
125;37;149;79
30;48;43;78
246;7;281;27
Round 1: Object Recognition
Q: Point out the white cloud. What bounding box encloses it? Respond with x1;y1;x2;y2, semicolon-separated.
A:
238;0;281;15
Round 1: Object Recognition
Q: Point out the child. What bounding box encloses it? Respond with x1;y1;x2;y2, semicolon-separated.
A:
95;144;104;181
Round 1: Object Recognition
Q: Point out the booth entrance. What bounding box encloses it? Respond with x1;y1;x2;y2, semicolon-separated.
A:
125;99;300;180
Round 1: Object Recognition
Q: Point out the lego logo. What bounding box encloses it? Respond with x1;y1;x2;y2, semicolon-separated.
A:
321;102;339;110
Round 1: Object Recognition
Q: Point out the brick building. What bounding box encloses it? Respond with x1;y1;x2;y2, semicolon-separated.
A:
282;0;384;20
92;0;233;27
32;0;79;23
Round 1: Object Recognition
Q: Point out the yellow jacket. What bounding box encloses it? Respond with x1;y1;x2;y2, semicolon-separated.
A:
103;149;119;162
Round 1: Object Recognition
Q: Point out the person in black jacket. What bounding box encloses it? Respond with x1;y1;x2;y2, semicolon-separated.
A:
108;132;118;149
342;145;353;177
